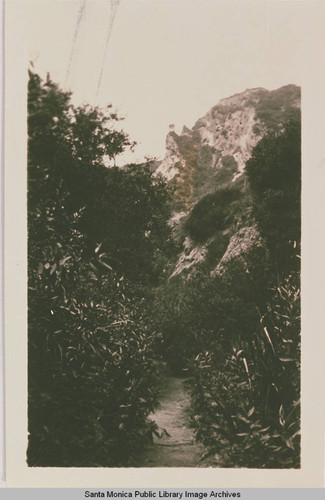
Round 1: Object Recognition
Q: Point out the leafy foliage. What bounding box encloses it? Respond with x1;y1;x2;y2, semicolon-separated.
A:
245;119;301;272
71;162;174;283
28;254;161;466
189;274;300;468
28;71;172;466
154;240;270;373
28;72;301;469
185;187;242;243
155;240;300;467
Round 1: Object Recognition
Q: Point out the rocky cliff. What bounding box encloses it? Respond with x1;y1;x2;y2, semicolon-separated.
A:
156;84;300;212
158;84;301;277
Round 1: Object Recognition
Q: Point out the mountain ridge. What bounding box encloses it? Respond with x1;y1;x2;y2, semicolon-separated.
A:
156;84;300;212
157;84;301;278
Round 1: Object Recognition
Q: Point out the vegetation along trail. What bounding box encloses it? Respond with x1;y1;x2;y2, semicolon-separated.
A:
28;71;301;468
138;377;210;467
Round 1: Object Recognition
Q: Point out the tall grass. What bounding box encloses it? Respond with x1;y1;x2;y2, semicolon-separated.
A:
189;273;300;468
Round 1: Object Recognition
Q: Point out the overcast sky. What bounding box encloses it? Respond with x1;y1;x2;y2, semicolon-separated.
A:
27;0;305;164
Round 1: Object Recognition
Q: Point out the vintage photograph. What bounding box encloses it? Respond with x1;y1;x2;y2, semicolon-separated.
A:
26;0;302;469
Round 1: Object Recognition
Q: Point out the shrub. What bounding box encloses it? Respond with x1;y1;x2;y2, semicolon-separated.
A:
27;71;171;466
189;273;300;468
245;119;301;274
28;252;161;466
185;188;242;243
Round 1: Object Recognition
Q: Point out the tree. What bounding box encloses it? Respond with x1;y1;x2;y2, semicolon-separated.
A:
72;162;174;283
245;119;301;273
27;71;172;466
28;70;174;283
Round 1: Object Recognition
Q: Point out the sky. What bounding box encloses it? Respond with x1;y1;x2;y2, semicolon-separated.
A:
27;0;305;164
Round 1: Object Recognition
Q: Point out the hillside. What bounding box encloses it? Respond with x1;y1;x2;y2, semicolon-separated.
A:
156;84;301;277
156;84;300;212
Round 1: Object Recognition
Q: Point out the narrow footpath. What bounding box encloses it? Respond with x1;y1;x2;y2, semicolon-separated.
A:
137;377;210;467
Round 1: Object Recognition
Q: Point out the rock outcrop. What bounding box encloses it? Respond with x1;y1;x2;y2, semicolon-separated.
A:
156;84;300;211
160;84;301;278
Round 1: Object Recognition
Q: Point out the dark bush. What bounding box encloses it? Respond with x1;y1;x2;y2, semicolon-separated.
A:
245;119;301;273
27;71;172;466
189;273;300;468
185;187;242;243
28;255;161;466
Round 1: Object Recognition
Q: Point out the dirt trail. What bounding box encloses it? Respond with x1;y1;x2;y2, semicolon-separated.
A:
137;377;209;467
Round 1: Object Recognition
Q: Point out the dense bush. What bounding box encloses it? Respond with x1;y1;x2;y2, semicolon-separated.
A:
189;273;300;468
28;71;172;466
154;240;270;374
28;252;161;466
185;187;242;243
245;118;301;273
74;162;174;283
